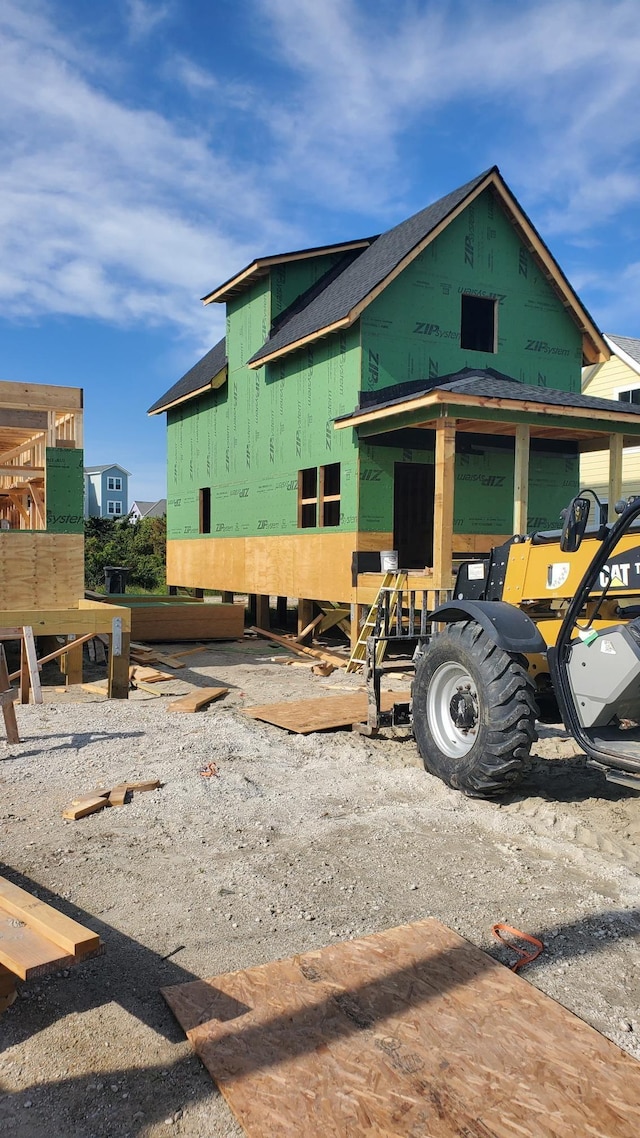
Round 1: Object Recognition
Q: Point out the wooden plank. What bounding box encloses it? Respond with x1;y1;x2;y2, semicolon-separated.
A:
168;687;229;713
130;665;175;683
23;626;43;704
432;418;456;589
96;600;244;643
244;691;409;734
62;796;110;821
0;409;48;431
0;915;73;980
0;877;100;957
108;785;129;807
513;424;530;536
0;380;82;411
162;918;640;1138
250;627;347;668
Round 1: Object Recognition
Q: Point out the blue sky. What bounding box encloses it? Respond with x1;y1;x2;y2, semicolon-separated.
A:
2;0;640;501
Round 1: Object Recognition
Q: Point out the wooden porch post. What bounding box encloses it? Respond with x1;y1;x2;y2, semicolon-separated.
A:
513;425;530;536
432;418;456;590
609;433;623;514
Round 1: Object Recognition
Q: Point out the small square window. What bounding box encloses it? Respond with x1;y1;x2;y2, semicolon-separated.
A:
107;476;122;491
107;500;122;516
460;294;496;353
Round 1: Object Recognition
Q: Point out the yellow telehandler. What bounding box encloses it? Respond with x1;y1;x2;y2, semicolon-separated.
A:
365;492;640;797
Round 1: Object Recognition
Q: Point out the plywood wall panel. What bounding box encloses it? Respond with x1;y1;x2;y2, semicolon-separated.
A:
0;534;84;609
167;531;387;601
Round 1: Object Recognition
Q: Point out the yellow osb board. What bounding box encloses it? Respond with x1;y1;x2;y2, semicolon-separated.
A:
163;918;640;1138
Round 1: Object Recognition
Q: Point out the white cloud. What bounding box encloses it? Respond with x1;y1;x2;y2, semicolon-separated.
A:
259;0;640;231
0;0;299;343
125;0;173;41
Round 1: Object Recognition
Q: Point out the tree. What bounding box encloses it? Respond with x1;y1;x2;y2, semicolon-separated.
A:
84;514;167;592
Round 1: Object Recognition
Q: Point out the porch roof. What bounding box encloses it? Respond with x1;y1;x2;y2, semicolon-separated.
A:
334;368;640;446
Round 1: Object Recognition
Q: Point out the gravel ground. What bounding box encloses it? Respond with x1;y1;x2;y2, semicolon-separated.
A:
1;636;640;1137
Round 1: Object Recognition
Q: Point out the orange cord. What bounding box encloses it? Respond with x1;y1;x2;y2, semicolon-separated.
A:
491;923;544;971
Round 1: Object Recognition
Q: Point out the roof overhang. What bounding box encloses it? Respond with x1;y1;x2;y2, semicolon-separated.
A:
605;335;640;378
147;365;227;416
202;238;375;305
335;388;640;447
248;168;609;370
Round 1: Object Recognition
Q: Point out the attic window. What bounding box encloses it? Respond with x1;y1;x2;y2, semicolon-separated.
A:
460;294;496;353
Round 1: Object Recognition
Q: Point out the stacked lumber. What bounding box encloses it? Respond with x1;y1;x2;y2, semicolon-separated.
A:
0;876;103;1012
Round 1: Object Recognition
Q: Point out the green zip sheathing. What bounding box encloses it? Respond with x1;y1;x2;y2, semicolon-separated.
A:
167;275;361;540
271;253;348;321
358;441;577;535
357;186;581;533
361;187;583;396
45;447;84;533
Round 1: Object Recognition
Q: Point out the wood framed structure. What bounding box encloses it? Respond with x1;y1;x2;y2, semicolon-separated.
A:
0;380;129;696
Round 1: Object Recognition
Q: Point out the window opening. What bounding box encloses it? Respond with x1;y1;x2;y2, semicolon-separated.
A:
199;487;211;534
107;500;123;516
107;476;122;491
298;464;341;528
460;294;496;353
618;387;640;405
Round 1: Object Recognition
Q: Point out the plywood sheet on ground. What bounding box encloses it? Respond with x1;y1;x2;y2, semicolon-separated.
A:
243;691;409;733
162;918;640;1138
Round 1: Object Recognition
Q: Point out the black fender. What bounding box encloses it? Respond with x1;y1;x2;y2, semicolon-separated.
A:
428;600;546;656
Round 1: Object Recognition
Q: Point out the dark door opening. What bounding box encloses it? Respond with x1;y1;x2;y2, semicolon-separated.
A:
393;462;435;570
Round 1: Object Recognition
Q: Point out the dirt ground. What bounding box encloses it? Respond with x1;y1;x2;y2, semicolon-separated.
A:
1;635;640;1137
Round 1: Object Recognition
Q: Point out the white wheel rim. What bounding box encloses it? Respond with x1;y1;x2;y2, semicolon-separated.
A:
427;661;479;758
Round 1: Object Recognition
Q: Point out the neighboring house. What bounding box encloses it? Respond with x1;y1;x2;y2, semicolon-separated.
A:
149;165;640;610
84;464;131;519
129;498;167;522
582;335;640;506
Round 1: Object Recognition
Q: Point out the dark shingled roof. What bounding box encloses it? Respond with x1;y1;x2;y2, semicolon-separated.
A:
148;337;227;414
607;334;640;369
336;367;640;424
248;168;496;366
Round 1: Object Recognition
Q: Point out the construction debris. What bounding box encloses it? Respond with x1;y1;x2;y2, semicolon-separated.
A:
250;626;347;668
167;687;229;713
61;779;161;820
311;662;335;676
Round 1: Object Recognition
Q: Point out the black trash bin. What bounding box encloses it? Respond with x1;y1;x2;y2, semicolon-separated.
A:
104;566;131;594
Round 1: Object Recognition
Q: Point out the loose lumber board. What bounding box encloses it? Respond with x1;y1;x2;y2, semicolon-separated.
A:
0;915;73;980
168;687;229;713
243;691;409;734
162;918;640;1138
62;795;109;820
250;626;347;668
0;877;100;957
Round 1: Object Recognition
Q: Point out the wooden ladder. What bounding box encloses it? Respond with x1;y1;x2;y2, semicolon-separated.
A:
346;572;407;673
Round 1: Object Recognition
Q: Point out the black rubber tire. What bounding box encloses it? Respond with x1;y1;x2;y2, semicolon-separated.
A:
412;620;538;797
